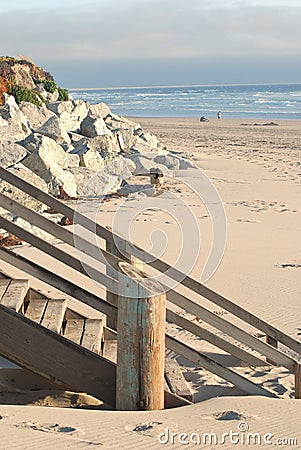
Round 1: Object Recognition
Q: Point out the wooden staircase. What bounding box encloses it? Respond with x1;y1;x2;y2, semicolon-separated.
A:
0;166;300;407
0;272;191;408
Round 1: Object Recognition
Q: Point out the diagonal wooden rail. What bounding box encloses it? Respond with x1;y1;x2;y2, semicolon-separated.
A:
0;198;294;370
1;167;300;356
0;167;300;399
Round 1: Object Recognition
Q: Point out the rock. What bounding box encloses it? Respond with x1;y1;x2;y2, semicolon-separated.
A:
34;84;59;102
72;99;89;120
47;164;78;198
127;154;168;176
19;102;56;131
68;167;95;196
46;101;73;116
80;114;109;138
82;157;135;196
0;121;29;142
131;131;165;154
89;134;120;156
88;102;111;118
69;144;104;171
155;153;196;170
0;94;30;132
0;139;27;168
104;114;139;150
0;163;48;213
154;154;180;170
22;134;78;170
36;115;71;144
47;100;88;133
11;64;35;90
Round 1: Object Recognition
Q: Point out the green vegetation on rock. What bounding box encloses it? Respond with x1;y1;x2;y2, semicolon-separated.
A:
9;85;43;106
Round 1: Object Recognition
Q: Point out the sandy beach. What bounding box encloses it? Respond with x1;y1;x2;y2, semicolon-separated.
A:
1;117;301;448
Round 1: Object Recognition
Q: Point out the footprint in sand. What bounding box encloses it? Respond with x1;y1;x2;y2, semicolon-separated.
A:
125;421;164;437
15;421;83;436
206;411;246;421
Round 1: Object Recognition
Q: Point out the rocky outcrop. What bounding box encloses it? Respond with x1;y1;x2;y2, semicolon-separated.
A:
0;81;190;206
11;64;35;90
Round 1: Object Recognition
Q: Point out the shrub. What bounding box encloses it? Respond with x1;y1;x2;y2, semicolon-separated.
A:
8;84;43;106
57;87;69;101
41;79;57;93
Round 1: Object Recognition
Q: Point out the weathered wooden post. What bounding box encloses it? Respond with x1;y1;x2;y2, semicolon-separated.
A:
150;167;164;186
106;239;143;306
116;262;166;411
295;362;301;399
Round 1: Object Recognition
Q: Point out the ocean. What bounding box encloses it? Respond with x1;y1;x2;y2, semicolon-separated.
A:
70;83;301;120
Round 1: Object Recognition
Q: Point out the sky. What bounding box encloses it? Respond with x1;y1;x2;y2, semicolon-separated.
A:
1;0;301;88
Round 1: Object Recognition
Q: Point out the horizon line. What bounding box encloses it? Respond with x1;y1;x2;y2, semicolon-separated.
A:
69;81;301;91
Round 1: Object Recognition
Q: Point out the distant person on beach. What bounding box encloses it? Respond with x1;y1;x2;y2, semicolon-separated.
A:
217;111;222;119
200;116;209;122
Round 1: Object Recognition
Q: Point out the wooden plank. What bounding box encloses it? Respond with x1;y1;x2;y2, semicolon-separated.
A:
116;262;166;411
166;290;296;371
166;334;277;398
1;169;300;356
165;357;193;401
103;326;117;341
0;279;30;311
295;363;301;399
103;340;117;363
81;319;104;354
0;303;116;406
64;319;85;345
25;298;48;323
0;247;118;329
0;215;115;294
0;279;10;300
40;299;67;333
164;389;192;408
166;309;267;368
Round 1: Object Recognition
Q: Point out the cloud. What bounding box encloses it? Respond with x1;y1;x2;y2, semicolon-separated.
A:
1;0;301;85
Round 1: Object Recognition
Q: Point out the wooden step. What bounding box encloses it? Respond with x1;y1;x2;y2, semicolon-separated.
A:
165;356;193;402
0;279;11;299
81;319;104;354
40;299;67;333
0;303;116;406
25;297;48;323
103;340;117;363
0;279;30;312
64;319;85;344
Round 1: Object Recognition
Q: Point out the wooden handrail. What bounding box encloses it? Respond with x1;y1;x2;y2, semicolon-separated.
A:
0;195;296;370
0;167;300;356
